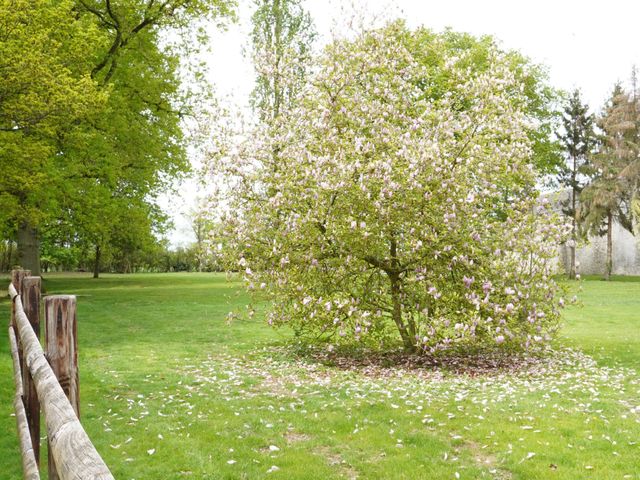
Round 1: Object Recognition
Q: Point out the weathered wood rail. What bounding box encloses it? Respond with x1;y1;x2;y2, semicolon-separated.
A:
7;270;114;480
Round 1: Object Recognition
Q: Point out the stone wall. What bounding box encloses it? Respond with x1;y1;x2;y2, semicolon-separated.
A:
559;221;640;276
548;189;640;276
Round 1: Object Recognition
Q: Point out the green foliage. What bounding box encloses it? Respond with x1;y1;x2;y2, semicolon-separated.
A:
250;0;316;123
406;28;563;176
0;0;106;229
157;244;220;272
0;0;236;274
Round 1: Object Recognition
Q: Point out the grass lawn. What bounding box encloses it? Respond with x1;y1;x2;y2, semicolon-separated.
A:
1;273;639;479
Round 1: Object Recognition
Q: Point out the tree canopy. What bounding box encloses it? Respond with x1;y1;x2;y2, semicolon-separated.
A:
0;0;105;240
0;0;236;275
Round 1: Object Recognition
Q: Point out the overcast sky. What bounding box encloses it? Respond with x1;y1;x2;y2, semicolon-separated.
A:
162;0;640;247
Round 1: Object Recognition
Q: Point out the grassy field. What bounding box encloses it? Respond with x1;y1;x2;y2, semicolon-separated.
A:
0;273;638;479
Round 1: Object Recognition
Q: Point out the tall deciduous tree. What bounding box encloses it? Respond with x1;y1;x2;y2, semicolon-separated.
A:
1;0;236;275
557;89;596;279
250;0;315;124
579;84;638;280
0;0;105;274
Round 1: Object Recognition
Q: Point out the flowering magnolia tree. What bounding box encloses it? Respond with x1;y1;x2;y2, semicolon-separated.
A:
212;22;568;354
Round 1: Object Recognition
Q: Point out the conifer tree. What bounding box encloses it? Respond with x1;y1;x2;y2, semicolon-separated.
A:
579;84;638;280
622;66;640;218
558;89;596;279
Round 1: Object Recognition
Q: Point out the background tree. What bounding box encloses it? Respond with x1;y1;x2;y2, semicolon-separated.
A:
214;22;566;354
406;28;563;176
0;240;17;272
557;89;596;279
1;0;235;275
579;84;638;280
191;208;214;272
250;0;316;124
0;0;105;274
623;66;640;221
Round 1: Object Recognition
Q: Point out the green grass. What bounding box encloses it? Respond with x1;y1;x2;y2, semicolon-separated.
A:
1;273;639;479
561;275;640;368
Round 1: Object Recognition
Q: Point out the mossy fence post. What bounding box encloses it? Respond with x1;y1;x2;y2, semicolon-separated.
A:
22;276;41;465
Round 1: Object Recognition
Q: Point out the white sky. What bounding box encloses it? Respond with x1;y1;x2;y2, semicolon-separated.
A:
162;0;640;247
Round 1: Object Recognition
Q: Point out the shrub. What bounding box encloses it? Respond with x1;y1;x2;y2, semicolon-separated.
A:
214;22;567;353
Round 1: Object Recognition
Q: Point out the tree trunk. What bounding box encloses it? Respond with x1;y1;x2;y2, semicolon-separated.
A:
388;272;415;352
569;188;577;279
1;241;8;272
272;0;282;122
9;240;14;271
386;237;416;352
568;243;576;279
93;244;101;279
605;211;613;281
17;223;40;276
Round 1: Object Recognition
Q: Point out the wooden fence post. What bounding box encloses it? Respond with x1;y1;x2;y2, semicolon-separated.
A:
21;276;41;465
11;269;31;332
45;295;78;480
11;269;31;374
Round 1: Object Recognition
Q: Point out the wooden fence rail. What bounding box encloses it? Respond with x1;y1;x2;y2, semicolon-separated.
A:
7;270;114;480
9;325;39;480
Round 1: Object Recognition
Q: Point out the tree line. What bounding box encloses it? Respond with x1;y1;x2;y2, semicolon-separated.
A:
0;215;217;273
206;1;640;353
557;75;640;280
2;0;638;285
0;0;234;277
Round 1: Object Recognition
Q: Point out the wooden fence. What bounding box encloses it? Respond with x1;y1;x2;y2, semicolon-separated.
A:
7;269;114;480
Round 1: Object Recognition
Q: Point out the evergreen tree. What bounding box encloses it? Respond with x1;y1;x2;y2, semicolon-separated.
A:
557;89;596;279
623;66;640;219
579;84;638;280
